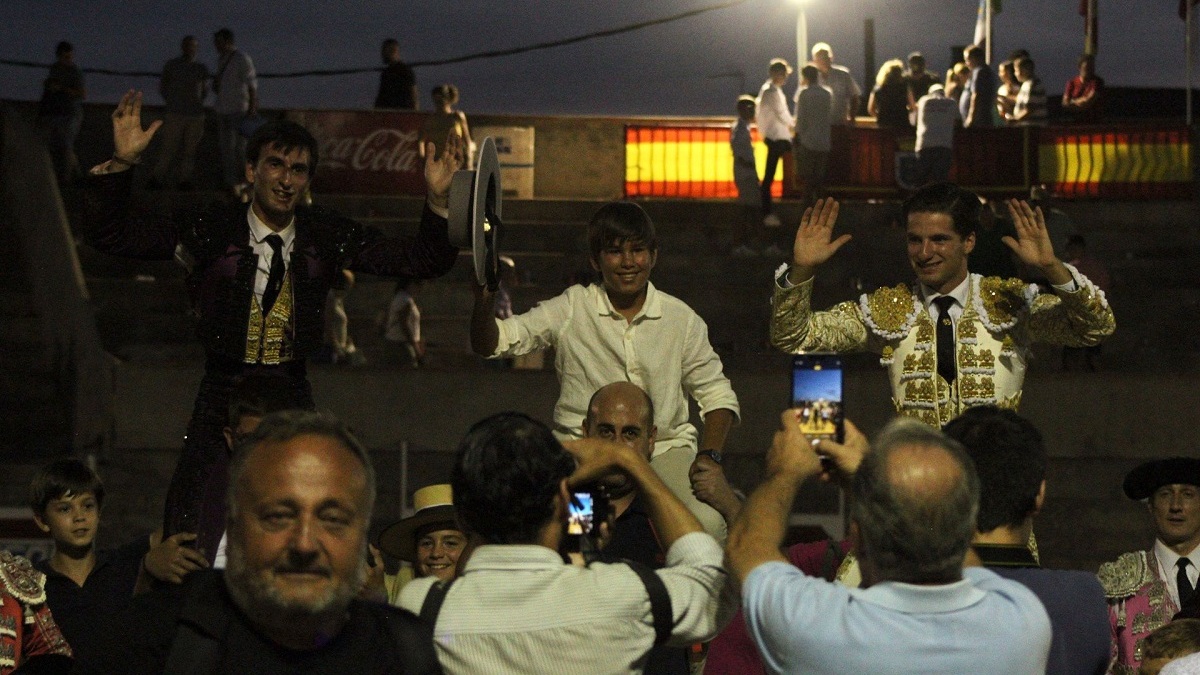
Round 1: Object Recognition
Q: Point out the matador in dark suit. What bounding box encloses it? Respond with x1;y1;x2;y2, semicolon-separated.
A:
82;91;463;562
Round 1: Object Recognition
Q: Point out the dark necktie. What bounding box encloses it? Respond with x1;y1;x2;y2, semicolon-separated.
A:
932;296;957;384
261;234;286;314
1180;558;1195;602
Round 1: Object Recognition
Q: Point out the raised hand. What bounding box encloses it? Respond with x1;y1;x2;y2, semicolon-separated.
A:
110;90;162;164
1003;199;1072;285
1001;199;1058;268
789;198;850;284
424;131;466;208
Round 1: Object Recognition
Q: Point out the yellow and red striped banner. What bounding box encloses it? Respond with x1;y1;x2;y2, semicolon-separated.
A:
624;125;781;199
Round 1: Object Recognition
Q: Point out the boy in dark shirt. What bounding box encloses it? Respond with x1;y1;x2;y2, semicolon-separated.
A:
30;460;206;666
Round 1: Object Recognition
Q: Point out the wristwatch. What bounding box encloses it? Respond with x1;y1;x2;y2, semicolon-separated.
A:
697;449;722;464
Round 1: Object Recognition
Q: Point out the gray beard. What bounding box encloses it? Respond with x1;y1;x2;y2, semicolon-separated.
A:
224;538;368;625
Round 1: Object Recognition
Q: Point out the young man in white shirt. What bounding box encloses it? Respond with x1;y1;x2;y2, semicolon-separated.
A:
755;58;794;228
470;202;739;540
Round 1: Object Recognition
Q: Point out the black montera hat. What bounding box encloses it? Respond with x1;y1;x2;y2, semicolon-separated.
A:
1123;457;1200;500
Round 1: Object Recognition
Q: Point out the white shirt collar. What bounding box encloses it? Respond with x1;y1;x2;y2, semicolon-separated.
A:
1155;539;1200;577
920;274;971;312
593;281;662;320
247;206;296;247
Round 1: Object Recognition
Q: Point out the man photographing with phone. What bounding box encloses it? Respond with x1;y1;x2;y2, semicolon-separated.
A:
727;412;1053;673
398;410;732;674
770;183;1114;427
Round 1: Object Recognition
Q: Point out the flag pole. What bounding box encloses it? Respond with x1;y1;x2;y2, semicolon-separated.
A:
1189;0;1194;125
985;0;993;63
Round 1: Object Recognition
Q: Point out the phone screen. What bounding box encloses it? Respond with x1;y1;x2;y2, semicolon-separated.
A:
791;354;844;444
567;492;595;536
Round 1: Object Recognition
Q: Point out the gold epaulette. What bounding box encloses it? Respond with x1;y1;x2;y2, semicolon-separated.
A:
1098;551;1155;600
0;551;46;605
860;284;919;340
975;276;1033;331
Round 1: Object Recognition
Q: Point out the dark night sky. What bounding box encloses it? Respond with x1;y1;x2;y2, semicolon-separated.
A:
0;0;1190;116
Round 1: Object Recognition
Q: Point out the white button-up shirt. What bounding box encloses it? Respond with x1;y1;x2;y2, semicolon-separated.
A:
492;282;740;457
399;533;729;674
247;207;295;305
756;81;795;142
1155;538;1200;609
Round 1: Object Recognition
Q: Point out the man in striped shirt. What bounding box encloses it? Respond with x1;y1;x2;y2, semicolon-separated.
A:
1011;57;1048;127
399;412;731;674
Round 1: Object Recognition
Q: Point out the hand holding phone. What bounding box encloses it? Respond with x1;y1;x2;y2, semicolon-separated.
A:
791;354;844;445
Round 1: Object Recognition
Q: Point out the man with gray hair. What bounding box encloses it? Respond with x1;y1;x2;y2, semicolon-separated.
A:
727;414;1052;674
81;411;441;674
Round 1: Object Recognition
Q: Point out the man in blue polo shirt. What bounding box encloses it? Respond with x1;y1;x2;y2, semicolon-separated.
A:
727;414;1051;675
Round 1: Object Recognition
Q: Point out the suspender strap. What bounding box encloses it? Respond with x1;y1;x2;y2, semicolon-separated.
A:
419;578;456;627
624;559;674;646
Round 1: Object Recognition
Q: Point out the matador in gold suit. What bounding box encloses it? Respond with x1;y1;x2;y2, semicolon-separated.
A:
770;185;1114;427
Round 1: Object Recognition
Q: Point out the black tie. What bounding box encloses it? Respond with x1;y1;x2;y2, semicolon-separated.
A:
261;234;286;314
932;296;957;384
1180;558;1195;602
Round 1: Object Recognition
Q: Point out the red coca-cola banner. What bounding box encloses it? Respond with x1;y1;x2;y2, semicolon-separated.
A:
287;109;426;195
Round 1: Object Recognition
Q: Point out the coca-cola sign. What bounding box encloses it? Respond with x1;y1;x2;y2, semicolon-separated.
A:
287;110;426;195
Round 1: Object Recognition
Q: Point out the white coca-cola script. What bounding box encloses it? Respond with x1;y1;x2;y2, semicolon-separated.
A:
318;128;420;173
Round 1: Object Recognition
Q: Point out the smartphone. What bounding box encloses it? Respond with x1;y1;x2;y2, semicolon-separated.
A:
791;353;844;444
567;491;596;536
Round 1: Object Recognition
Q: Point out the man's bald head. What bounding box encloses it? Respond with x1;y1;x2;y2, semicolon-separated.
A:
586;382;654;430
851;418;979;585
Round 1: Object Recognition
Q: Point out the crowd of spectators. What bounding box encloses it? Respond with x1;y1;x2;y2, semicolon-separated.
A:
7;25;1180;675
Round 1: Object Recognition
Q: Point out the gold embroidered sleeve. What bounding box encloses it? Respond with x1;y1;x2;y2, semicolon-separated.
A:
1026;277;1115;347
770;277;869;353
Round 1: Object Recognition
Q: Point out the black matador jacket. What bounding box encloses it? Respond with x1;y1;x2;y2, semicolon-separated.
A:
82;169;458;363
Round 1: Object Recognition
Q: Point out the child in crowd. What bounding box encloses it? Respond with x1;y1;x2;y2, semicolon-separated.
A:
30;460;205;667
730;95;764;258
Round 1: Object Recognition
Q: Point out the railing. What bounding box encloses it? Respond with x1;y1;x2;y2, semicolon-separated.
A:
625;121;1194;200
1;105;114;458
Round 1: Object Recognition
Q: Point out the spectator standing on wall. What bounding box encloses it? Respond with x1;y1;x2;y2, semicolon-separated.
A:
793;65;833;207
730;95;765;258
38;41;86;186
1062;54;1103;123
904;52;939;102
913;84;960;186
960;45;998;128
868;59;912;130
755;59;794;229
375;38;419;110
211;28;257;192
1011;57;1048;127
420;84;473;167
149;36;209;191
996;60;1019;123
807;42;861;125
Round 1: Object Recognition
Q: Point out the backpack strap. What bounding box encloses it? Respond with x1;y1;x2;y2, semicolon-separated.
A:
623;559;674;647
419;578;456;628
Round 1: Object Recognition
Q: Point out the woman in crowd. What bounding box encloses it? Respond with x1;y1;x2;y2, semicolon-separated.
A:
868;59;912;130
944;62;970;102
420;84;474;167
996;60;1019;123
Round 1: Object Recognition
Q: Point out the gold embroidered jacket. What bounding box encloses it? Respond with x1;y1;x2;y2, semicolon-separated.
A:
770;264;1115;426
1098;550;1175;674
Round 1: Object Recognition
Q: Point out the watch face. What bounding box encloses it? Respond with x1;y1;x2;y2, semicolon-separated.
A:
700;450;722;464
